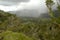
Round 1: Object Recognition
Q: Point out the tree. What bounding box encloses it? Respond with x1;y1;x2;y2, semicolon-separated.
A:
46;0;55;18
46;0;58;23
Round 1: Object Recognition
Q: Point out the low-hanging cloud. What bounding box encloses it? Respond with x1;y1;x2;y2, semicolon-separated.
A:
0;0;58;17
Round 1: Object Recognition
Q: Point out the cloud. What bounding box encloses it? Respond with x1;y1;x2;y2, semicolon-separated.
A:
0;1;16;6
0;0;47;12
0;0;29;2
0;0;29;6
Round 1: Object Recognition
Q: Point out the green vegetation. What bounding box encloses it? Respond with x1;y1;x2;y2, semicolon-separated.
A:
0;0;60;40
0;31;34;40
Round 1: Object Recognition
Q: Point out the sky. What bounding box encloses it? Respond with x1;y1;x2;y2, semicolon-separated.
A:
0;0;58;17
0;0;47;12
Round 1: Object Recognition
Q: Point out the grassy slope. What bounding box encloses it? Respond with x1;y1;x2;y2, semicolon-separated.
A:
0;31;34;40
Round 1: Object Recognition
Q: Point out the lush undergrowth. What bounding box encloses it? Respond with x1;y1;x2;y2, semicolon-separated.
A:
0;9;60;40
0;31;34;40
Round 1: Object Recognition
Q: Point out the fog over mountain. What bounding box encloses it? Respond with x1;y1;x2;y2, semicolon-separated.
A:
0;0;58;17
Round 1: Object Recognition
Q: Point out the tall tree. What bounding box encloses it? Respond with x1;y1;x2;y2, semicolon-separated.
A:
45;0;58;24
46;0;55;18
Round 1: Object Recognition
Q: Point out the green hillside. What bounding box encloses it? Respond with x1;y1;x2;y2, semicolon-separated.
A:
0;0;60;40
0;10;34;40
0;9;60;40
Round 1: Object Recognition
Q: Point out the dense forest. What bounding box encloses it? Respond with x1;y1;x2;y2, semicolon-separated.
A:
0;0;60;40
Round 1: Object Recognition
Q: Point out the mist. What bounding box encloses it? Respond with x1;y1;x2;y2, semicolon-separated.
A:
0;0;58;17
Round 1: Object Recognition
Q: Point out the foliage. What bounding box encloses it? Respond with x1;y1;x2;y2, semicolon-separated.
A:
0;0;60;40
0;31;34;40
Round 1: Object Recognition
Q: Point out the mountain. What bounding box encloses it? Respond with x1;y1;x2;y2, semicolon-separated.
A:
9;9;60;18
10;9;47;17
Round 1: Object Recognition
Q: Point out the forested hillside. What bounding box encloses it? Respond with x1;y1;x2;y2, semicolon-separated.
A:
0;0;60;40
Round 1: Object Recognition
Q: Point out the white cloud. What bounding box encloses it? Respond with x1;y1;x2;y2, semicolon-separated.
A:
0;1;17;6
0;0;47;12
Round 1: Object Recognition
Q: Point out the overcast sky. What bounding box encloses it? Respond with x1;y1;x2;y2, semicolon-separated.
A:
0;0;48;12
0;0;58;17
